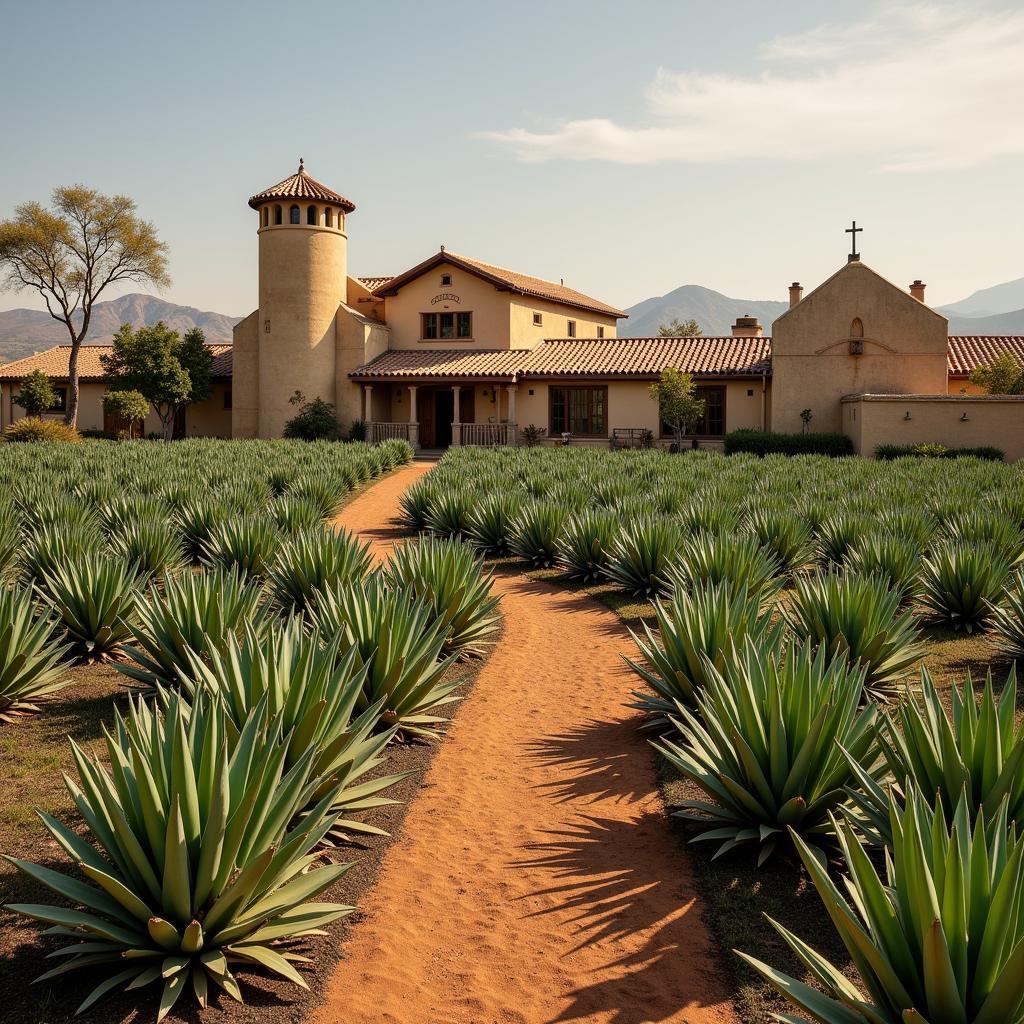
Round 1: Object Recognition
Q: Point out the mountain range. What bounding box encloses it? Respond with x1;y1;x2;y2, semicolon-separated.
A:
0;294;242;365
620;276;1024;337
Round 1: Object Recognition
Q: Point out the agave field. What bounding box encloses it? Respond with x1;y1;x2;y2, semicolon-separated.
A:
408;446;1024;1024
0;438;503;1022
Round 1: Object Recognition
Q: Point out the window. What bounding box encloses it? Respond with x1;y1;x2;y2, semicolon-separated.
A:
422;312;472;340
567;320;577;338
306;205;317;225
262;208;269;227
441;273;452;286
223;390;233;410
533;313;543;327
597;326;605;338
850;317;864;338
325;208;333;227
550;386;606;436
289;204;300;224
274;205;282;225
660;385;725;438
51;387;67;413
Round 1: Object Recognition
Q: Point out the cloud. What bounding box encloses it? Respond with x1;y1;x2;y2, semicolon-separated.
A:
483;4;1024;171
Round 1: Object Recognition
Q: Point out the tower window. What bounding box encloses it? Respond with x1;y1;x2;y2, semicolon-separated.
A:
325;208;333;227
307;205;317;225
262;208;269;227
441;273;452;286
567;320;577;338
290;205;300;224
850;317;864;338
274;205;282;225
533;313;543;326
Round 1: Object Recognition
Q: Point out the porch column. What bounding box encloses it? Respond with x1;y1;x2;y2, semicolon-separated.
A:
506;384;517;423
407;385;420;450
363;385;374;431
451;385;462;447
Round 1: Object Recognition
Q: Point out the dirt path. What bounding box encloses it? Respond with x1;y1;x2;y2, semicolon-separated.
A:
318;462;737;1024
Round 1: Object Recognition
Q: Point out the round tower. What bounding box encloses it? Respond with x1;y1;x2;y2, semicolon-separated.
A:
247;159;355;438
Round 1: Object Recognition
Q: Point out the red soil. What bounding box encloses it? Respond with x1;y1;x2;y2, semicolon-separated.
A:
319;463;737;1024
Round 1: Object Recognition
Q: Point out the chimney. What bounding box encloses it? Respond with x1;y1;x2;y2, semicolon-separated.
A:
788;282;803;308
731;315;763;337
909;279;926;303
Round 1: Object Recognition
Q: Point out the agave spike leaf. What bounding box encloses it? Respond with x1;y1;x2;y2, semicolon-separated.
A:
0;588;70;722
991;571;1024;660
558;509;618;583
604;516;682;597
920;541;1012;633
5;689;354;1019
511;502;567;569
268;526;373;615
667;531;784;604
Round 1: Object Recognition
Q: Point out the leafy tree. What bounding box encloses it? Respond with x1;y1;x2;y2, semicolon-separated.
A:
101;389;150;436
13;370;57;417
969;350;1024;394
650;367;705;449
177;327;213;406
658;317;702;337
101;321;210;440
0;187;169;427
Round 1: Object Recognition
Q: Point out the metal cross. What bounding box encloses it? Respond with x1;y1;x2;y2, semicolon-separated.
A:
845;220;862;261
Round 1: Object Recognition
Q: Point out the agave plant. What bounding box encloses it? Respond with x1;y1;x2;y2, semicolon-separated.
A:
558;509;618;583
847;666;1024;846
397;478;436;532
746;508;815;575
991;571;1024;659
184;619;409;840
36;555;143;662
654;639;880;864
920;541;1011;632
846;531;923;603
668;532;783;603
943;509;1024;566
202;517;282;578
4;690;354;1020
0;588;69;722
174;499;231;562
739;790;1024;1024
785;571;924;700
310;577;459;737
20;520;105;585
604;516;682;597
119;567;270;691
628;581;785;723
288;471;351;519
110;519;186;581
815;511;868;566
511;502;567;569
270;495;325;535
268;527;374;615
383;535;501;657
467;492;522;555
0;504;22;581
425;490;476;540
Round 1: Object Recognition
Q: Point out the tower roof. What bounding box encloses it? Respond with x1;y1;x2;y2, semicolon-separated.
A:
248;159;356;212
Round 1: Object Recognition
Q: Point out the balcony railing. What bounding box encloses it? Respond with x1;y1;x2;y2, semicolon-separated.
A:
456;422;518;446
369;422;414;443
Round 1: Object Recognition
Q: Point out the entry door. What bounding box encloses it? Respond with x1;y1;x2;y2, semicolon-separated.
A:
418;389;436;448
434;390;454;447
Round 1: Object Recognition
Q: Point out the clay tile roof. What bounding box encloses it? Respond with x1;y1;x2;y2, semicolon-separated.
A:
0;344;233;381
375;250;627;319
248;160;356;212
356;276;394;292
520;336;773;379
349;349;530;380
947;336;1024;376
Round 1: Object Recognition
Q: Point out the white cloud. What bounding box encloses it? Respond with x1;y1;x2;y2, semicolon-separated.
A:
483;4;1024;171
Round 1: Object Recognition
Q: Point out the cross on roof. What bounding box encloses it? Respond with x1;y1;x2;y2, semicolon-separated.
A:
846;220;862;262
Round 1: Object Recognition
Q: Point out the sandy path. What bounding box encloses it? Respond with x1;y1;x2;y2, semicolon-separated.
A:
317;462;737;1024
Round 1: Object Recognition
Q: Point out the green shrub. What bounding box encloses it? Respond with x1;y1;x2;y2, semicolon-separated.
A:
511;502;567;569
724;429;853;456
559;509;618;583
628;581;784;723
920;541;1012;632
12;370;58;416
785;571;924;700
655;640;880;864
3;418;81;443
384;535;501;658
875;441;1005;461
739;790;1024;1024
519;424;545;447
282;394;342;440
268;526;373;614
0;589;69;722
4;690;355;1017
605;516;682;596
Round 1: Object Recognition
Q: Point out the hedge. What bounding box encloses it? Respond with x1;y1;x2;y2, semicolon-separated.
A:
874;442;1004;462
724;429;854;457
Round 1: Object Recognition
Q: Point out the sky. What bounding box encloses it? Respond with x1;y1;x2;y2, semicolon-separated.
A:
1;0;1022;317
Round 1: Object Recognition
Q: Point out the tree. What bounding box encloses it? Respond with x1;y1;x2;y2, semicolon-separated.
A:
13;370;57;417
969;351;1024;395
0;186;169;428
650;367;705;450
178;327;213;407
101;389;150;437
658;317;702;337
101;321;207;441
283;390;342;441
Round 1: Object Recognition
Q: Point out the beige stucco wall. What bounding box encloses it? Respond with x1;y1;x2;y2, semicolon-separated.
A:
232;311;259;438
255;212;348;437
509;296;618;346
347;277;387;323
336;309;390;430
771;261;949;434
843;394;1024;462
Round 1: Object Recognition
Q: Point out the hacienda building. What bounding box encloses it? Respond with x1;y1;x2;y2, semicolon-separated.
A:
2;160;1024;459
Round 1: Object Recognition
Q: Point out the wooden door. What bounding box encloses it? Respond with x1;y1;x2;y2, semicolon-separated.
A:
418;388;436;448
461;388;476;425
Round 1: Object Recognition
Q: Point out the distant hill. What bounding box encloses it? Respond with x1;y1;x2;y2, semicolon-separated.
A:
943;308;1024;334
0;294;242;366
622;284;788;337
939;277;1024;318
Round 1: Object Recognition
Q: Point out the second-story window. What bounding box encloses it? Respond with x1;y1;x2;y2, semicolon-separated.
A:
422;311;472;339
533;313;543;326
441;273;452;286
567;320;577;338
597;326;605;338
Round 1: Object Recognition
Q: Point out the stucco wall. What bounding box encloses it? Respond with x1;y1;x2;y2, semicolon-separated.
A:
232;311;259;438
843;394;1024;462
336;310;389;430
509;297;618;346
771;261;949;434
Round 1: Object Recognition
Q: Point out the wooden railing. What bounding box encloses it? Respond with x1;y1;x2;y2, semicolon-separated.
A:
456;423;518;446
369;422;413;443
